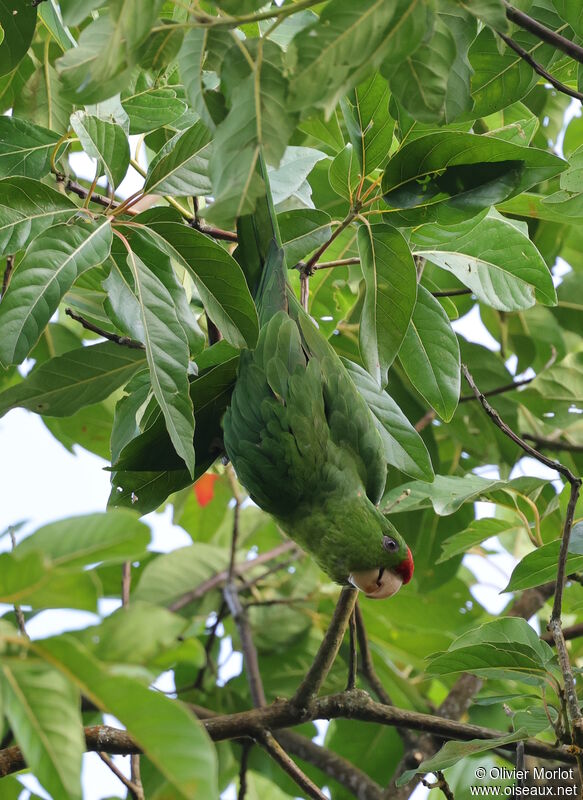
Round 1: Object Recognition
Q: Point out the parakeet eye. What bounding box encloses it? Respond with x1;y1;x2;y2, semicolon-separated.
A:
382;535;398;552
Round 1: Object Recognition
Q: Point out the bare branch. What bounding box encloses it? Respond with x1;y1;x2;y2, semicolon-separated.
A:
521;435;583;454
98;752;142;800
259;730;327;800
346;608;357;691
65;309;145;350
503;1;583;65
292;586;358;708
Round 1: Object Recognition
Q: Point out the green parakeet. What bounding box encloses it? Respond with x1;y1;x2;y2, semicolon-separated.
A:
223;163;413;599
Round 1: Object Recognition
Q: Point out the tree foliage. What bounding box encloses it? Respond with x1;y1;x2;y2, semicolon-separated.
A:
1;1;583;798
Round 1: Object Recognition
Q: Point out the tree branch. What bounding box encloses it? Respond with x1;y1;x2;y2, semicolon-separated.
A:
496;30;583;102
462;364;583;747
65;309;145;350
97;752;142;800
259;730;328;800
503;1;583;65
521;434;583;454
292;586;358;708
541;622;583;644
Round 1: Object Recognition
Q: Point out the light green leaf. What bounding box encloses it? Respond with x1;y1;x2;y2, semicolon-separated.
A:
0;116;61;178
383;474;506;515
34;636;219;800
0;177;77;257
438;517;523;563
58;0;103;27
329;143;360;201
278;209;332;266
455;0;507;30
358;223;417;387
178;27;231;131
1;661;84;800
0;219;112;366
16;511;150;569
133;542;228;605
516;352;583;428
412;211;557;311
37;1;76;51
399;285;461;421
342;73;394;175
427;642;552;684
121;86;186;135
551;1;583;36
268;146;327;206
70;111;130;188
382;131;567;226
397;729;527;786
343;359;434;481
504;541;583;592
0;341;146;418
144;122;213;197
121;238;195;477
145;221;259;349
0;0;36;77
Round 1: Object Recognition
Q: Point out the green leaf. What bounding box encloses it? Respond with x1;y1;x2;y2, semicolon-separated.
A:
504;540;583;592
34;636;219;800
0;219;112;366
389;15;457;123
397;729;528;786
288;0;427;114
343;359;434;481
450;619;554;666
455;0;507;30
438;517;523;563
58;0;103;27
0;116;60;178
0;341;146;418
178;28;231;131
382;131;567;226
37;1;76;51
1;661;84;800
16;511;150;569
0;0;36;78
398;285;461;421
278;209;332;267
268;146;327;206
383;474;506;515
0;177;77;257
0;550;99;611
143;122;213;197
145;221;259;349
109;356;239;514
516;352;583;428
133;542;228;605
428;641;552;683
121;86;186;135
120;238;195;477
329;144;360;201
342;73;394;176
412;211;557;311
551;0;583;36
358;223;417;387
70;111;130;189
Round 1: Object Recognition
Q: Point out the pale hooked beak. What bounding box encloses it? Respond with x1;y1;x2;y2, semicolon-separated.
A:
348;567;403;600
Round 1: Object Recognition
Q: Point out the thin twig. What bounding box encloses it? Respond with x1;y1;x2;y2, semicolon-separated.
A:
292;586;358;708
346;609;357;691
305;212;357;271
2;256;13;299
496;30;583;102
503;1;583;65
521;434;583;454
354;603;392;706
258;730;327;800
97;752;141;799
120;559;144;799
64;179;121;212
224;466;266;708
541;622;583;644
168;540;298;612
313;257;360;270
459;375;534;403
238;742;251;800
422;771;455;800
191;601;228;692
431;288;473;298
462;364;583;747
9;528;27;639
415;409;436;432
65;309;145;350
300;272;310;312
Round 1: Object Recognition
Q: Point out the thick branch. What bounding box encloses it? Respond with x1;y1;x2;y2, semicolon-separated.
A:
292;586;358;708
542;622;583;644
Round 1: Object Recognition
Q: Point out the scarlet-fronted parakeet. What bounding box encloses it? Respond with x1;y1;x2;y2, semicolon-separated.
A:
223;165;413;599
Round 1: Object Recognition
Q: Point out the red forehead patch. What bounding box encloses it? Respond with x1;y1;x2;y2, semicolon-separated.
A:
395;546;414;585
193;473;219;507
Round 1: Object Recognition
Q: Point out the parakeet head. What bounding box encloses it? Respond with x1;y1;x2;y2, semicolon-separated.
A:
348;519;414;600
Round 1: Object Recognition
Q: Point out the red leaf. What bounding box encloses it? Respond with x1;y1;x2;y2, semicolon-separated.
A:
193;473;219;507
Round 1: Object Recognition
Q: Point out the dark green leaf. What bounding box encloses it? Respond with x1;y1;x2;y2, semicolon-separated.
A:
0;116;60;178
144;122;212;197
278;209;332;267
0;341;146;418
382;131;567;226
398;285;461;421
70;112;130;188
121;86;186;135
505;540;583;592
358;223;417;387
342;73;393;175
383;474;506;515
0;219;112;366
0;0;36;78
